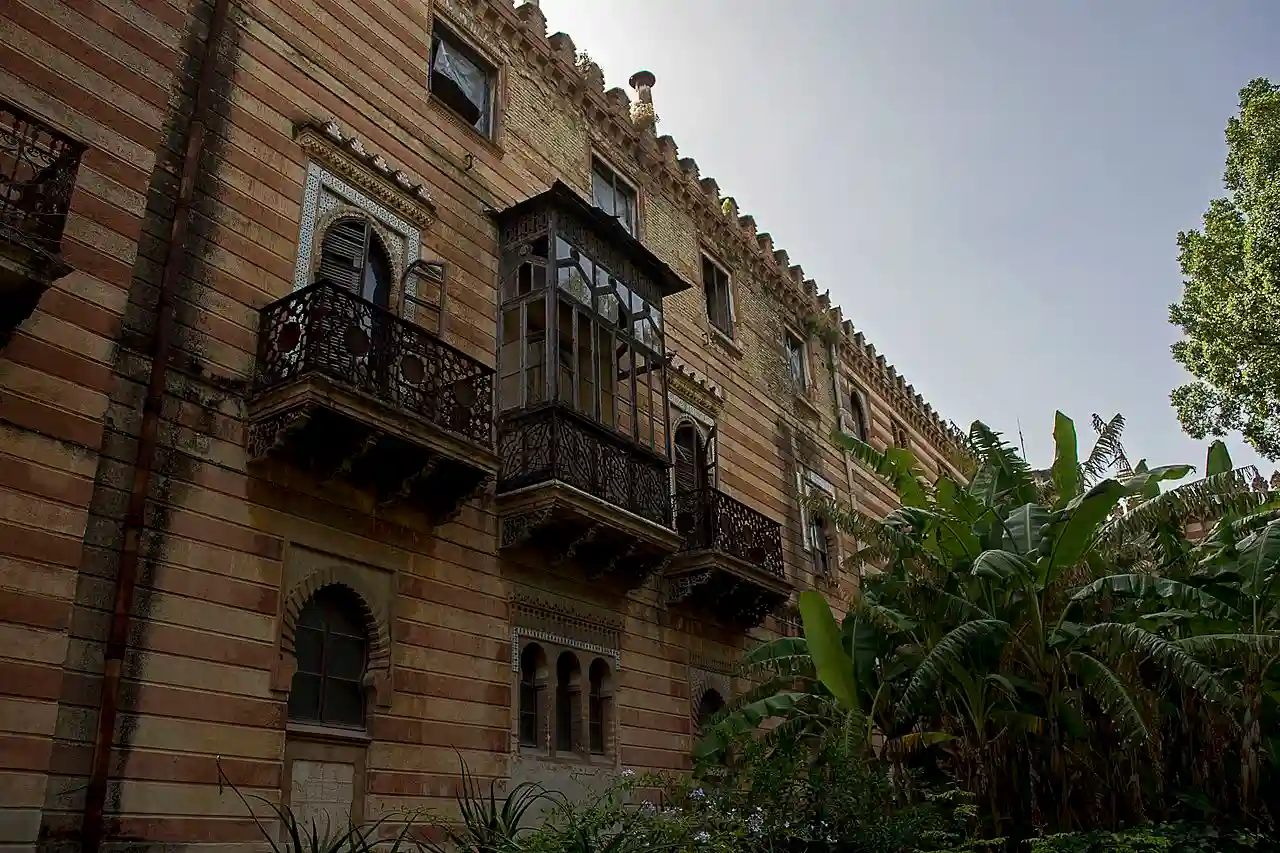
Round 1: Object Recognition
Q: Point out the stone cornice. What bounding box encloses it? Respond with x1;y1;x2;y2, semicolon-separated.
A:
293;120;437;230
667;357;723;418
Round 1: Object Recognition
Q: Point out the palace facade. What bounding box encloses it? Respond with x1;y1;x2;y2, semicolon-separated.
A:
0;0;966;848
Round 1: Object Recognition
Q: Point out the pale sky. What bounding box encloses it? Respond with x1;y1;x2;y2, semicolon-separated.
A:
538;0;1280;478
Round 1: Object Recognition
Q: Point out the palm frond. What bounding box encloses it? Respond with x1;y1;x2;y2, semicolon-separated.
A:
899;619;1009;715
1096;467;1260;548
1082;413;1126;484
1083;622;1230;704
1066;650;1149;743
1175;632;1280;661
1071;573;1242;620
736;636;814;680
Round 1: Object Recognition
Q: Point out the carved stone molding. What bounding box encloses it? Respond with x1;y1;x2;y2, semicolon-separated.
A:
509;593;622;671
294;120;436;230
668;357;723;418
275;554;395;708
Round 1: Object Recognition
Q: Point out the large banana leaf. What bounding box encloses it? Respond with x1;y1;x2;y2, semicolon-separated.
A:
1005;503;1053;556
1050;411;1081;506
1072;573;1242;620
1048;479;1127;577
798;590;861;714
1206;439;1233;477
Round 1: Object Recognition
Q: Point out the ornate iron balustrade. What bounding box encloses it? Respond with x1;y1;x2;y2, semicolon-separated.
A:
674;487;785;578
498;405;672;527
0;102;82;260
254;279;494;448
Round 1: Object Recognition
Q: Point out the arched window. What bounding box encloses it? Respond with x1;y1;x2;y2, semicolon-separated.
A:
588;658;612;755
673;421;709;494
696;688;725;730
848;387;870;443
555;651;582;753
288;585;369;728
519;643;547;748
317;217;393;308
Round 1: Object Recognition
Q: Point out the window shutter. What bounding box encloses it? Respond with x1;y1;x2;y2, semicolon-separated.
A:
317;218;370;293
797;469;810;550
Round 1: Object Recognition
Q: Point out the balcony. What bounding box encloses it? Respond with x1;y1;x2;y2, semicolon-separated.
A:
0;102;83;348
248;279;497;523
496;404;682;589
666;487;792;627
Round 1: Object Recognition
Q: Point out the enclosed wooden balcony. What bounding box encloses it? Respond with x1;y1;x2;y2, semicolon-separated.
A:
0;102;82;348
248;279;497;523
493;182;689;587
666;487;792;627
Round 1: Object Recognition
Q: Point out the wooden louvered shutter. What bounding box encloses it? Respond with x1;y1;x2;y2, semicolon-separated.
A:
674;425;699;494
317;219;370;293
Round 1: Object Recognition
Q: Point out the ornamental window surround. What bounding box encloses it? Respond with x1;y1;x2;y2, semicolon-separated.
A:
517;639;615;760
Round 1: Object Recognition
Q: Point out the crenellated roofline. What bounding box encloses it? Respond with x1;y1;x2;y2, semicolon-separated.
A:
434;0;967;457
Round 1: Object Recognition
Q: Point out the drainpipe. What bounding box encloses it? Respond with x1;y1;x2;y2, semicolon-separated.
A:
80;0;232;848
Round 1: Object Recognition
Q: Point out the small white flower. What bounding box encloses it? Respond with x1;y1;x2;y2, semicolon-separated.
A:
621;768;635;778
691;788;705;799
694;831;711;843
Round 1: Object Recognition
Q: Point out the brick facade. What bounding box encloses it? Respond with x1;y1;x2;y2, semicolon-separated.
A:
0;0;967;849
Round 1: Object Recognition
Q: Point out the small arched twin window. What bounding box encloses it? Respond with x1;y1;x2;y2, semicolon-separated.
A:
519;642;613;757
316;217;393;309
287;585;370;729
696;688;725;731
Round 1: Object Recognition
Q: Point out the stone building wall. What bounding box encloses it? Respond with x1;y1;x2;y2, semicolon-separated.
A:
0;0;968;849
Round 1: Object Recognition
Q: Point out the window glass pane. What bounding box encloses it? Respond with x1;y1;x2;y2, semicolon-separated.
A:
323;678;365;726
327;635;365;681
431;33;492;134
519;684;538;747
287;672;322;721
558;263;591;306
557;300;575;405
294;626;325;674
526;300;546;405
592;169;615;215
556;237;573;261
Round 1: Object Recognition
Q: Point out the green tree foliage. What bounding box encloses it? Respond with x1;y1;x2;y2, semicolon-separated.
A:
1169;78;1280;458
698;413;1278;842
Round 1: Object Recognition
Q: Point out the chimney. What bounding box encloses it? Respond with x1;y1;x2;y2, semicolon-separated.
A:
628;70;657;130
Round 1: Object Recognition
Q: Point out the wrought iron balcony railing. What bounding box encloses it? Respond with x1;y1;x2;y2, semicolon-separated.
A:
498;404;672;528
1;102;82;262
254;279;495;449
674;487;785;579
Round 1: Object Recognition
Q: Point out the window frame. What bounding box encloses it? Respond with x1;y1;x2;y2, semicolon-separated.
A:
797;468;836;557
785;330;808;389
846;382;871;443
590;155;639;236
428;19;498;139
701;253;734;338
515;638;615;764
287;585;370;731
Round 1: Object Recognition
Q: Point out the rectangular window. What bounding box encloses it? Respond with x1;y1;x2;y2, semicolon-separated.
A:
785;332;807;388
591;158;637;235
702;255;733;337
810;513;831;576
430;23;495;137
